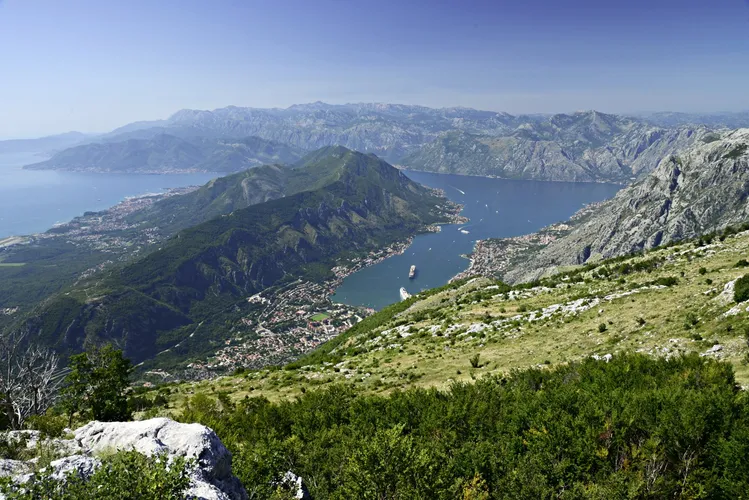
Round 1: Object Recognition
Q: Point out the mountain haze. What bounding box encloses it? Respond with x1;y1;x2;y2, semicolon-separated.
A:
48;104;722;183
23;134;305;174
0;131;91;154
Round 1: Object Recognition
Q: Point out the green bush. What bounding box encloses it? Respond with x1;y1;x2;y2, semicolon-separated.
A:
723;144;748;160
656;276;679;287
735;259;749;268
0;434;29;461
171;355;749;499
598;323;607;333
0;451;191;499
735;275;749;303
25;414;67;439
684;312;699;329
469;353;481;368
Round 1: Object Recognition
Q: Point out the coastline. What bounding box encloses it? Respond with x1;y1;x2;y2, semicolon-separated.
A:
328;196;468;298
397;166;628;187
451;200;608;283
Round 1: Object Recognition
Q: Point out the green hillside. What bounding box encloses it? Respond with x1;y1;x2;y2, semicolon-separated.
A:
17;148;454;366
160;223;749;406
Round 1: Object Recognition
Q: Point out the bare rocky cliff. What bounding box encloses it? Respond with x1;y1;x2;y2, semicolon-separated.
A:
503;129;749;282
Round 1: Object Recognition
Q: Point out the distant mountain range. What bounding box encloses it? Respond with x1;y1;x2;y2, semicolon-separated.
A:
400;111;711;183
0;131;92;154
17;103;749;182
636;111;749;129
23;134;305;174
15;147;453;364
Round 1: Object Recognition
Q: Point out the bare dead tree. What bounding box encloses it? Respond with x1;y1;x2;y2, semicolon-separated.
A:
0;331;64;430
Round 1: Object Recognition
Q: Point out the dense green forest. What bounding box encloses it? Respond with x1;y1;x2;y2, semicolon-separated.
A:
177;354;749;499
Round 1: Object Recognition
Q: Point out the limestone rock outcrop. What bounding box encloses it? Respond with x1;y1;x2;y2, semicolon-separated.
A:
0;418;247;500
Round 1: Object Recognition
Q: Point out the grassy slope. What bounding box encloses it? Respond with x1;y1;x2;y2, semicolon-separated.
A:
150;227;749;410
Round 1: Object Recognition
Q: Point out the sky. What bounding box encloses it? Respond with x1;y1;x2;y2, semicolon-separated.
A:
1;0;749;138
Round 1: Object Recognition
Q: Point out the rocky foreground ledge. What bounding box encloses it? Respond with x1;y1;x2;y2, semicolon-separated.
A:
0;418;248;500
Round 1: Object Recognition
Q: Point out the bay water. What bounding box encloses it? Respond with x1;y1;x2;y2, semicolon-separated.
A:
0;152;217;239
333;171;621;310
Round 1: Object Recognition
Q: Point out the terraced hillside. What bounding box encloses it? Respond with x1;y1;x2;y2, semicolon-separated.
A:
154;225;749;407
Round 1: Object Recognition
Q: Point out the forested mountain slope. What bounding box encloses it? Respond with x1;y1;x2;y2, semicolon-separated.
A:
13;148;454;365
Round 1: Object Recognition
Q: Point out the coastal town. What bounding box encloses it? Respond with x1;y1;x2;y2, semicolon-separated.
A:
185;238;421;373
40;187;199;253
452;201;605;281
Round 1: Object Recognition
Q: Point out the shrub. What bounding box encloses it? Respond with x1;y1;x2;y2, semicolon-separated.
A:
598;323;607;333
0;451;191;499
0;434;29;461
735;275;749;303
469;353;481;369
61;345;133;425
25;414;67;439
735;259;749;268
656;276;678;287
699;267;708;275
684;312;699;329
723;144;748;160
171;355;749;498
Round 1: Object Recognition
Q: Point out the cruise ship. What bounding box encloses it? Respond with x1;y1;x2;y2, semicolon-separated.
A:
408;265;416;279
399;287;411;301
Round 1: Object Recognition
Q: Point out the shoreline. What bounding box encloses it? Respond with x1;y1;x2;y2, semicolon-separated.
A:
327;197;468;303
398;166;628;187
0;185;203;247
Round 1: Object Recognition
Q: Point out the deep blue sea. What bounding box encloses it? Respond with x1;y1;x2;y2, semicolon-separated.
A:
0;152;217;239
333;171;621;310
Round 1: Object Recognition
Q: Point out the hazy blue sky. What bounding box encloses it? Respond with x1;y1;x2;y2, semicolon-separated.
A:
1;0;749;137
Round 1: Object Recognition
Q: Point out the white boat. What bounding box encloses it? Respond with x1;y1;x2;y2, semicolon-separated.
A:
408;265;416;279
399;287;411;301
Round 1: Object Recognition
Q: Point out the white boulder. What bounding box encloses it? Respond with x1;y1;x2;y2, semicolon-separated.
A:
0;418;248;500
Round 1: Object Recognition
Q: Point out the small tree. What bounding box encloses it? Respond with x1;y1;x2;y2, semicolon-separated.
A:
735;275;749;303
61;345;133;425
0;331;63;430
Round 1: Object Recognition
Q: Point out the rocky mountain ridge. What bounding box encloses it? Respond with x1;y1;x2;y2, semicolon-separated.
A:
0;131;92;155
501;129;749;282
401;113;712;183
23;104;745;183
